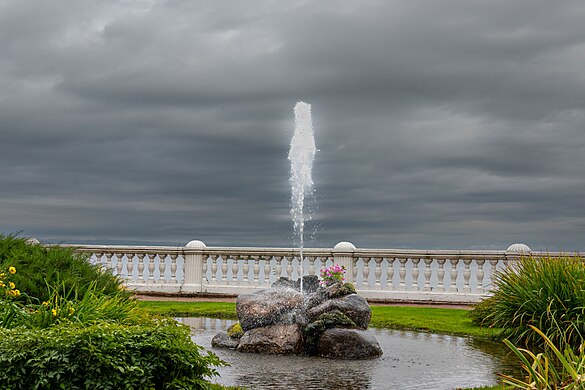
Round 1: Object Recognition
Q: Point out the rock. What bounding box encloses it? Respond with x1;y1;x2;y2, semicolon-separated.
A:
271;277;296;290
317;328;383;359
307;293;371;329
211;331;240;349
303;310;357;355
305;282;357;310
237;323;303;355
270;275;320;294
236;287;305;331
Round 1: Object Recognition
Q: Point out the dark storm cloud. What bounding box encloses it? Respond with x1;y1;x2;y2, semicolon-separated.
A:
1;0;585;251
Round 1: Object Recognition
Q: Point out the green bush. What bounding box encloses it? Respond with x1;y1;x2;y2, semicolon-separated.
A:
0;234;128;302
469;255;585;348
0;319;225;389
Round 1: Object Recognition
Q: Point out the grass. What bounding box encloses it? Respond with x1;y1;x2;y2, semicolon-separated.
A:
136;300;500;338
137;301;238;319
370;305;499;338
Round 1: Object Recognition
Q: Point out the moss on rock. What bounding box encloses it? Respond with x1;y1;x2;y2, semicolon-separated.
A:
227;322;244;339
303;310;357;355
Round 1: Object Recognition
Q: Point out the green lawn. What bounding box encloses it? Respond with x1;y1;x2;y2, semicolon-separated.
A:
136;300;500;338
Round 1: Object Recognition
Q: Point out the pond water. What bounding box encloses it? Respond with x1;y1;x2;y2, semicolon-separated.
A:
179;318;518;390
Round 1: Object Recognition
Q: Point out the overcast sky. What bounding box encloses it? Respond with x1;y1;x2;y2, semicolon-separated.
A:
2;0;585;251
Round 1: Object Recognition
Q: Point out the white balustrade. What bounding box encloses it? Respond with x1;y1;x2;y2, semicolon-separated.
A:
61;241;568;304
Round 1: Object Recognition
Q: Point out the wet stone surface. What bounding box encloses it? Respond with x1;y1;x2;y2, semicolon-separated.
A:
223;281;380;359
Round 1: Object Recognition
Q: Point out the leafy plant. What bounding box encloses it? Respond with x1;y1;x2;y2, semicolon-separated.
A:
499;325;585;389
468;255;585;348
26;280;148;329
0;320;225;389
0;233;129;302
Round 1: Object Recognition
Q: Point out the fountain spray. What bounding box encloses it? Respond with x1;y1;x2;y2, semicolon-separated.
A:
288;101;316;293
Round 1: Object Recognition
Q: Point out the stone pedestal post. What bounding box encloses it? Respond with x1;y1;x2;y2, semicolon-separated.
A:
182;240;206;294
332;241;356;285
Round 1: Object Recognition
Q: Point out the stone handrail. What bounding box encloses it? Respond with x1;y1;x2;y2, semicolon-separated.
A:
64;241;570;304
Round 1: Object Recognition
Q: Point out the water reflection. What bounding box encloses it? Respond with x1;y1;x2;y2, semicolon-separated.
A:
179;318;517;390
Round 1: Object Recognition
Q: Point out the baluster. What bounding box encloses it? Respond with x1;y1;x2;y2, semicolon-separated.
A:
202;255;209;283
286;257;293;279
352;257;358;285
374;257;383;289
102;253;111;272
231;255;239;285
449;258;459;292
489;259;499;289
220;255;228;285
136;253;148;283
264;256;272;286
115;253;124;277
137;254;146;283
463;259;472;293
411;258;420;291
210;255;219;284
398;258;407;291
252;256;260;286
275;256;283;278
94;252;103;268
386;257;395;290
308;256;316;276
436;258;446;292
126;253;135;282
170;254;178;283
362;258;371;289
243;256;251;285
476;259;485;293
158;254;167;283
147;254;155;283
423;258;433;291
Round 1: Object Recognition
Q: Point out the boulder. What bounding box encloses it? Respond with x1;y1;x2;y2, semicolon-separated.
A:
237;323;303;355
236;287;305;331
271;275;320;294
307;293;371;329
317;328;383;359
211;331;240;349
305;282;356;310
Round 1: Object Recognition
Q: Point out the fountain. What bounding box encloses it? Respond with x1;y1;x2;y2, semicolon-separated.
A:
210;102;382;360
288;101;316;292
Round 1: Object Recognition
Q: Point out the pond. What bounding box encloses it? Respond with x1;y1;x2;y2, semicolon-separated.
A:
179;318;519;390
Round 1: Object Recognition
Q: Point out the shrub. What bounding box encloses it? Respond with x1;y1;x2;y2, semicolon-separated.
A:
0;319;225;389
0;234;128;302
469;255;585;348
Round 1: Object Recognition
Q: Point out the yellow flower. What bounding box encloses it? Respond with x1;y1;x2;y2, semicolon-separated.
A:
0;281;4;287
9;282;15;289
42;301;49;307
13;289;20;297
8;266;16;275
51;309;58;316
0;273;5;278
68;307;75;316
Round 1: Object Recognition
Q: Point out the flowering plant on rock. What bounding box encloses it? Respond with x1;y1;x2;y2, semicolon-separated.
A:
320;264;346;287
